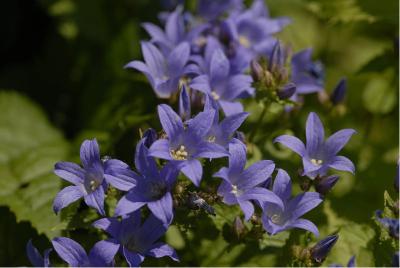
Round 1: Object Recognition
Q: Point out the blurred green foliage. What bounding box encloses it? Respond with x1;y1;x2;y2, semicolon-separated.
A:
0;0;398;266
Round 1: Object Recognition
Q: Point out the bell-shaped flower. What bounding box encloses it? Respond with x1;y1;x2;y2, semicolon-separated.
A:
214;139;283;221
190;47;254;115
112;139;179;224
93;211;179;267
261;169;323;236
125;41;190;98
51;237;119;267
311;234;339;263
275;112;356;179
53;139;133;215
149;104;228;186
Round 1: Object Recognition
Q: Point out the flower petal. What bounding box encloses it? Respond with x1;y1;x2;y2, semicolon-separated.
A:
52;237;89;267
158;104;184;141
240;160;275;189
240;187;284;209
228;139;247;174
137;214;168;248
324;129;356;156
180;159;203;186
53;186;83;214
147;242;179;262
328;155;355;174
167;42;190;76
274;135;306;157
104;168;137;191
54;162;85;185
92;217;121;238
88;239;120;267
187;109;215;139
220;112;249;139
148;192;174;225
114;192;146;216
123;247;145;267
84;185;106;216
219;100;244;116
289;218;319;236
80;139;102;169
237;199;254;221
287;192;323;220
272;169;292;201
193;142;229;159
148;139;173;160
210;49;230;85
306;112;325;155
26;240;44;267
179;85;191;121
135;140;159;178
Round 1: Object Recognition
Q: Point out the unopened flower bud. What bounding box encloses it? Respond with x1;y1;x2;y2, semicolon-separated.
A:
233;131;246;144
250;59;264;82
233;216;246;239
142;128;157;147
277;83;296;100
330;78;347;105
311;234;339;263
315;175;340;195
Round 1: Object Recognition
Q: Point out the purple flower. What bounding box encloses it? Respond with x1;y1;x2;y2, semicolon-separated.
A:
275;112;356;179
149;104;228;186
112;139;179;224
222;0;290;70
311;234;339;263
375;210;399;239
26;240;51;267
214;140;283;221
53;139;133;215
261;169;323;236
291;48;325;97
125;41;190;98
330;78;347;105
93;211;179;267
204;99;249;148
51;237;119;267
190;47;254;115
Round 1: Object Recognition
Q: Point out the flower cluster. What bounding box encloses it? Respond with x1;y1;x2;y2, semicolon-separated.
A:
26;1;358;267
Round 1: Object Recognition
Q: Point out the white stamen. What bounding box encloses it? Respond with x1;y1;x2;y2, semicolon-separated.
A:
170;145;188;160
211;91;220;100
239;35;251;48
311;158;323;166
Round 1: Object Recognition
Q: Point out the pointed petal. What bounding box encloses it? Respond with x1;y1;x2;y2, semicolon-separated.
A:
213;167;230;181
289;218;319;236
179;85;191;121
237;199;254;221
88;239;120;267
104;168;137;191
324;129;356;156
148;192;174;225
193;142;229;159
26;240;44;267
240;187;284;209
52;237;89;267
137;214;168;247
219;100;244;116
114;193;146;216
180;159;203;186
80;139;102;169
158;104;184;141
167;42;190;75
92;217;121;238
141;41;166;76
220;112;249;138
54;162;85;185
210;49;230;85
104;159;130;171
272;169;292;201
306;112;325;155
84;186;106;216
123;247;145;267
53;186;83;214
142;22;168;43
240;160;275;189
147;242;179;262
148;139;173;160
328;155;355;174
135;140;159;178
187;109;215;139
124;60;150;73
190;75;211;94
274;135;306;157
228;140;247;174
287;192;323;219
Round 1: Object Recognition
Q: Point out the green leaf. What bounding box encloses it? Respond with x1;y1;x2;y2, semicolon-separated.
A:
0;91;69;238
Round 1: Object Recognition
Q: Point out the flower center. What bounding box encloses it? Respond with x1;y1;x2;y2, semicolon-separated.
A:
84;171;103;193
211;91;220;100
239;35;251;48
231;184;240;195
207;135;216;143
271;214;282;224
170;145;188;160
149;181;167;200
311;158;323;166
